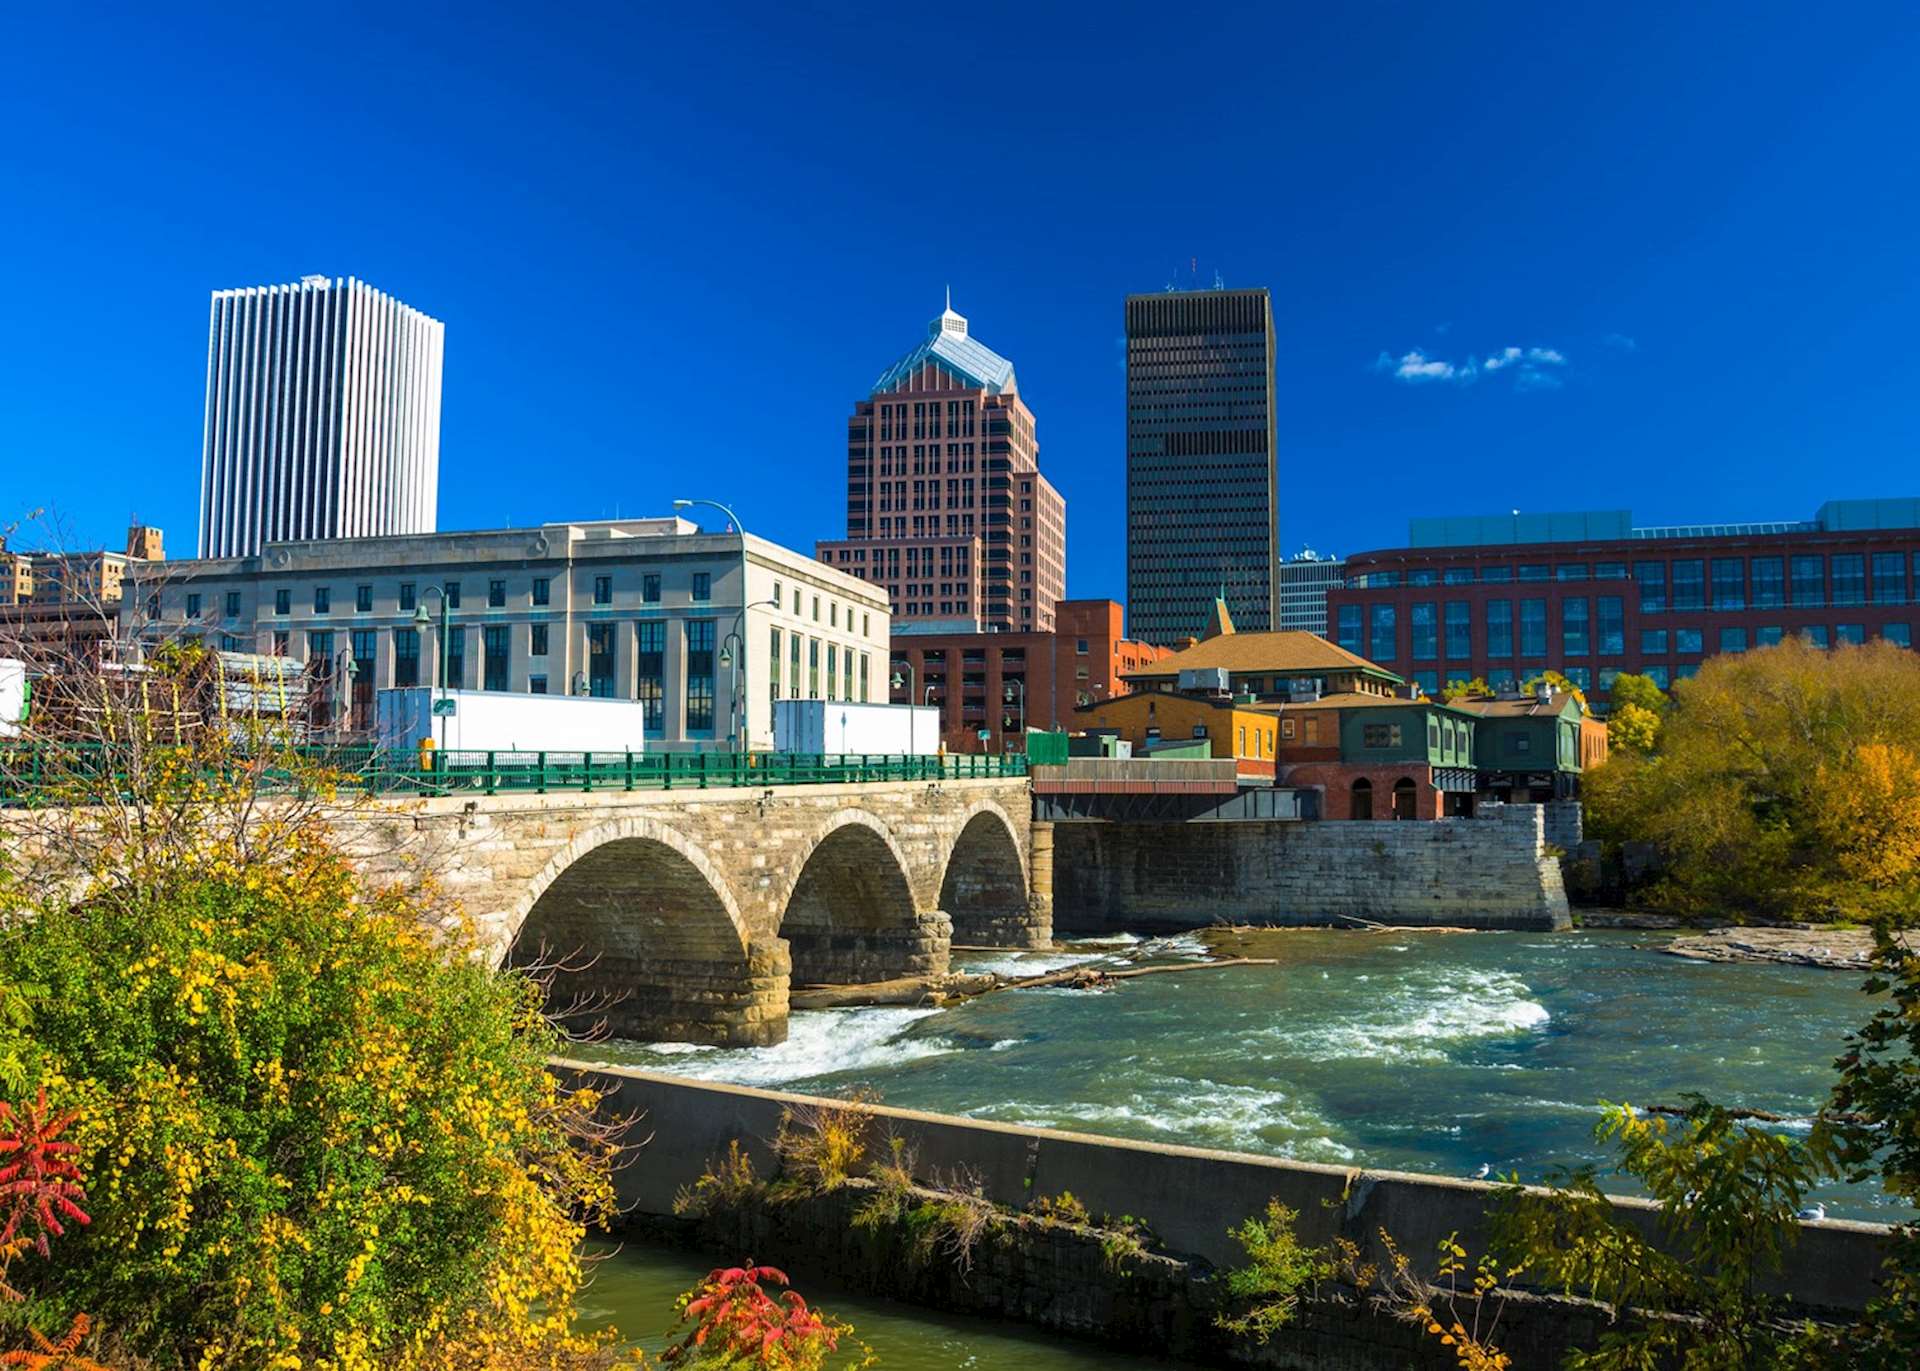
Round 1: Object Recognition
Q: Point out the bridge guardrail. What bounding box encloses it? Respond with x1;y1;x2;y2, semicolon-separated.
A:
0;744;1029;802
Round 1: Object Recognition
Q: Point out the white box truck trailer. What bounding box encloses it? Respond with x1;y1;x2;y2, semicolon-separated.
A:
375;687;650;755
0;659;26;739
771;699;940;755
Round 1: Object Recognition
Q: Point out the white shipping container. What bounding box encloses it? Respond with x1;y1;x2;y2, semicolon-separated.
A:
771;699;940;755
376;687;651;755
0;659;26;738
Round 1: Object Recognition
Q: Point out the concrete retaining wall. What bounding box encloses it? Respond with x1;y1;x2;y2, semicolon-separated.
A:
566;1063;1889;1319
1052;804;1571;933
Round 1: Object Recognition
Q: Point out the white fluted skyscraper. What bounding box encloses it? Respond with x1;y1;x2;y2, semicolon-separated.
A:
199;275;443;558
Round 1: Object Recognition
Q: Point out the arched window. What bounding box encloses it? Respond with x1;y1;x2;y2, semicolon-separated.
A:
1392;777;1419;820
1350;777;1373;821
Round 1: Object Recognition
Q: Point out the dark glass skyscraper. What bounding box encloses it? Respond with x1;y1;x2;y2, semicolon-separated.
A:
1125;287;1277;645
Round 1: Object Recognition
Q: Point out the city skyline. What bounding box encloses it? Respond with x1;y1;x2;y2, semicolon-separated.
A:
6;7;1920;614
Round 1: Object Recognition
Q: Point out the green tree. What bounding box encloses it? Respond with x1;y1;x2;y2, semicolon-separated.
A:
1606;701;1661;753
1441;677;1493;703
1583;638;1920;919
1606;671;1669;717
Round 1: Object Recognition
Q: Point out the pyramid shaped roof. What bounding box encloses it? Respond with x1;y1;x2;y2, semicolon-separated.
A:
871;297;1017;396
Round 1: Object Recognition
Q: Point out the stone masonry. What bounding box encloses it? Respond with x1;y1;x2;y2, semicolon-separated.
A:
1052;803;1570;932
328;778;1039;1046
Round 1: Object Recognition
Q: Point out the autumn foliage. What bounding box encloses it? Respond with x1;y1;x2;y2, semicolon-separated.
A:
1584;637;1920;918
662;1263;867;1371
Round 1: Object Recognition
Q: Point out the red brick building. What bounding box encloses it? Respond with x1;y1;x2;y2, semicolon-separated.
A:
819;297;1066;634
1326;499;1920;706
887;598;1170;752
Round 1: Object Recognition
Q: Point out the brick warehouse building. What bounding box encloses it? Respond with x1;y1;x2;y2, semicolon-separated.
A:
1325;499;1920;706
887;598;1171;753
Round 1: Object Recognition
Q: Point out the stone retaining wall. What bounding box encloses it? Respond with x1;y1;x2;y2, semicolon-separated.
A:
1052;804;1571;932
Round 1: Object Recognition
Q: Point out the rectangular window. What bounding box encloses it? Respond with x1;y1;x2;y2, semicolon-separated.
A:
789;632;802;698
1597;596;1625;655
1368;604;1396;662
1635;561;1667;613
859;652;870;702
1443;567;1475;585
637;621;665;728
1555;564;1589;582
1720;627;1748;654
393;628;419;687
693;573;711;602
1336;604;1362;652
483;625;510;690
399;582;416;612
313;587;330;614
1595;562;1628;580
1751;557;1784;608
443;628;465;688
1481;566;1513;584
1757;625;1783;647
1643;665;1670;689
769;628;782;700
1873;552;1906;605
275;588;290;616
826;644;838;701
808;638;820;696
532;577;550;607
530;623;549;656
1671;560;1705;611
529;675;548;695
593;575;612;606
1362;722;1403;748
843;645;854;700
186;593;201;618
1562;666;1591;690
1408;570;1436;587
224;591;241;618
488;579;506;609
587;623;616;697
1428;719;1439;749
1598;667;1621;694
1487;599;1514;657
643;574;661;603
1519;598;1547;658
1518;564;1550;583
686;621;716;730
1803;626;1830;649
1562;597;1590;656
1444;601;1471;659
272;630;289;656
350;629;377;725
355;584;373;613
444;581;461;610
1676;627;1704;654
812;595;821;622
1836;623;1866;645
1641;628;1668;654
1885;624;1911;647
1711;558;1744;610
1410;602;1436;660
1831;555;1865;607
1791;555;1824;606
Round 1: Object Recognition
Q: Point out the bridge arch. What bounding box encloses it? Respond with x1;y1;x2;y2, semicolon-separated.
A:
938;801;1035;947
778;809;949;985
506;816;789;1047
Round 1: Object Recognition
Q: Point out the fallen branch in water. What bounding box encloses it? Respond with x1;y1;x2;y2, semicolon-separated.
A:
1641;1103;1869;1126
1000;956;1277;992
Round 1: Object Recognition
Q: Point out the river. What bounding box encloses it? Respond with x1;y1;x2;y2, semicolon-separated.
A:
590;928;1900;1221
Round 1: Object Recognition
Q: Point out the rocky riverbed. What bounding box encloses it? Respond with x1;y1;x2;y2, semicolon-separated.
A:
1661;926;1896;972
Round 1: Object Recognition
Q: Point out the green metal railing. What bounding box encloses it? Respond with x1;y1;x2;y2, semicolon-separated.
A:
0;744;1028;802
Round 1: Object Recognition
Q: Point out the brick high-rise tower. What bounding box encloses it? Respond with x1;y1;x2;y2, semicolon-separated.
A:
819;296;1066;634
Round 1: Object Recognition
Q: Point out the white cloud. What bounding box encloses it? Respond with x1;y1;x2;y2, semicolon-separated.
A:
1378;342;1566;390
1601;332;1638;352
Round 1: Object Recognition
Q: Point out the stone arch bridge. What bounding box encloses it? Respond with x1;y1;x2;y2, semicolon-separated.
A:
335;777;1044;1046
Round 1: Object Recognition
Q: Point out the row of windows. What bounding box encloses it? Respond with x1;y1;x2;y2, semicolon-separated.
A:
1341;597;1918;663
1351;550;1920;607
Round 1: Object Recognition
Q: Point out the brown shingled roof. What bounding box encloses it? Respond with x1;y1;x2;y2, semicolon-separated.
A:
1445;691;1580;719
1122;631;1400;681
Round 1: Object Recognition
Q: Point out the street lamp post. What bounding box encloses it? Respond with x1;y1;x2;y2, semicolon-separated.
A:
675;498;749;753
412;586;452;752
890;664;915;756
1003;680;1025;754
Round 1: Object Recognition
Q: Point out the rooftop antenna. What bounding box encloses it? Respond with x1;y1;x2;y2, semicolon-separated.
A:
1213;269;1224;290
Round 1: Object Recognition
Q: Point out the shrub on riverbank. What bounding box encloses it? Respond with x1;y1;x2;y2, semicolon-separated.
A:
0;737;634;1369
1584;638;1920;919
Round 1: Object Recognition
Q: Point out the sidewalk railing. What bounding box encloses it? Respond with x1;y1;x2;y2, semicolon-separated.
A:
0;744;1029;802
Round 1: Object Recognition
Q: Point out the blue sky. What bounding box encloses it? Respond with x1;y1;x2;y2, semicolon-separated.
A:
4;3;1918;600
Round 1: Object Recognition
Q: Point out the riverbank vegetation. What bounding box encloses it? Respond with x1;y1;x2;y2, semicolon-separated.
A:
1585;639;1920;920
